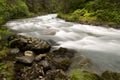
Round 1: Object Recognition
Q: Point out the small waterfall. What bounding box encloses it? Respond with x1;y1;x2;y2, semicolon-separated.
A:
5;14;120;74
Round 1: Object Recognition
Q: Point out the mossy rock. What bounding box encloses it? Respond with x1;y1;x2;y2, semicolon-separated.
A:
70;69;101;80
56;58;71;71
101;71;120;80
8;35;51;54
47;47;75;71
45;69;68;80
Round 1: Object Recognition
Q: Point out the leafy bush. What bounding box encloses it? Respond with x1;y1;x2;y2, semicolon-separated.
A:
0;0;30;25
95;10;120;24
58;0;120;25
11;0;30;18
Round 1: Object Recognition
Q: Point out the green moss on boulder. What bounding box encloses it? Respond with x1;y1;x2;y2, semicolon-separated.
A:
101;71;120;80
70;69;101;80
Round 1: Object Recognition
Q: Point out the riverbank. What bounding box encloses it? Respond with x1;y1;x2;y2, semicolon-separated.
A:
1;34;120;80
57;0;120;29
58;13;120;29
2;14;120;80
0;0;49;25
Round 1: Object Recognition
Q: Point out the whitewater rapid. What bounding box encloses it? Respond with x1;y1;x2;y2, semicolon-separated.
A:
5;14;120;74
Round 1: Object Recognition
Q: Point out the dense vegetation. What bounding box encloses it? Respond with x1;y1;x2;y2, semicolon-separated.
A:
58;0;120;26
0;0;120;26
0;0;31;25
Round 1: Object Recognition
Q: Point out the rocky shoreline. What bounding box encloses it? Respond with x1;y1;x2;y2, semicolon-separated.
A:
0;35;120;80
1;35;75;80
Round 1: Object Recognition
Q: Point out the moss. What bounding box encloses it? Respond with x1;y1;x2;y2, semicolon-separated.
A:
101;71;120;80
0;48;9;57
0;63;8;69
0;26;14;57
8;38;19;47
57;58;71;71
0;26;13;35
0;36;2;40
70;69;101;80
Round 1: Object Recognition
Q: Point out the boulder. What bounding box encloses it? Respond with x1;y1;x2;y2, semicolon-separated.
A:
101;71;120;80
16;63;45;80
35;54;46;61
9;35;51;54
45;69;68;80
47;39;59;46
52;47;75;58
70;69;101;80
47;47;76;71
24;51;34;56
15;50;35;64
38;60;51;73
9;48;20;54
16;56;34;64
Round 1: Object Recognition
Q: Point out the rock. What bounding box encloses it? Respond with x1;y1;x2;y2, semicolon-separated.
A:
16;56;34;64
24;51;34;57
14;61;45;80
101;71;120;80
46;29;56;35
47;39;59;46
55;58;71;71
35;54;46;61
38;60;51;72
47;47;75;71
52;47;75;58
15;51;35;64
45;69;68;80
8;35;51;54
9;48;20;54
70;69;101;80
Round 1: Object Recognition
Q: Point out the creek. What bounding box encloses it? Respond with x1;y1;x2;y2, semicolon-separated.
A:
5;14;120;74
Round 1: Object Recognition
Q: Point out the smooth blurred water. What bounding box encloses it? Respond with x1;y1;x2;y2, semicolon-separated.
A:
5;14;120;74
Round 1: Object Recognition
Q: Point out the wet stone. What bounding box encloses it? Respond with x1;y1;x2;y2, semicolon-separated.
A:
16;56;34;64
35;54;46;61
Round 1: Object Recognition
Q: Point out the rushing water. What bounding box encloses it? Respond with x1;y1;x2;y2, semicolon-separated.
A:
5;14;120;74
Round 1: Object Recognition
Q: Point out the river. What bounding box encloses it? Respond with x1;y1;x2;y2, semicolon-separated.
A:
5;14;120;74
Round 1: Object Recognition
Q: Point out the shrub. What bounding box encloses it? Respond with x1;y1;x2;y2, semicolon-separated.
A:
0;0;30;25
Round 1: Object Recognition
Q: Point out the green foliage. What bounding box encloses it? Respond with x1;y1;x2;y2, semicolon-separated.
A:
0;48;9;57
47;0;65;13
69;0;87;12
10;0;30;18
95;10;120;24
0;62;14;80
70;69;101;80
25;0;45;13
58;0;120;25
0;0;30;25
0;26;13;57
0;63;8;69
0;26;13;35
0;36;2;40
